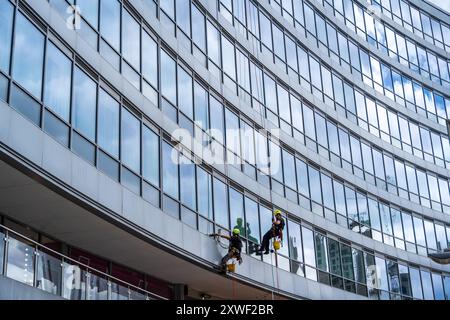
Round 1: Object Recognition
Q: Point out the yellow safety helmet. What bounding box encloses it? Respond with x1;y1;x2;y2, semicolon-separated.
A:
232;228;240;235
273;209;282;216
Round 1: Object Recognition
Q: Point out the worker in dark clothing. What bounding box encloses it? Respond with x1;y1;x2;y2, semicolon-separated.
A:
210;229;243;273
257;209;285;255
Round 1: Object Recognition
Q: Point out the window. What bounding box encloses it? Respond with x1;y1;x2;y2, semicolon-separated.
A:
100;0;121;49
245;197;260;247
77;0;99;29
197;167;213;220
282;150;296;190
98;89;120;158
192;82;209;130
413;216;426;248
327;121;340;157
288;221;304;276
213;178;228;229
161;0;174;18
180;157;196;210
364;253;377;298
409;267;423;299
44;42;71;121
334;180;346;218
12;13;45;99
142;32;158;87
421;270;434;300
207;22;220;65
259;12;272;50
303;105;316;140
321;174;334;211
302;226;317;281
315;114;327;149
142;126;159;187
229;189;244;236
391;208;404;242
264;75;277;113
122;10;140;70
309;167;322;206
328;239;342;277
73;67;97;141
277;85;290;123
272;24;285;61
368;198;382;240
161;50;176;104
352;248;365;288
432;273;445;300
178;67;193;119
191;5;206;51
163;142;179;199
222;36;236;80
345;187;358;231
386;260;400;297
315;233;329;273
0;0;14;73
121;108;141;173
296;159;310;197
398;264;412;297
424;220;437;250
309;57;322;91
269;142;283;183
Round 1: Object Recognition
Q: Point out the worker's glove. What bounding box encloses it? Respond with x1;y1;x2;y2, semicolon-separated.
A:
238;258;243;265
209;234;215;238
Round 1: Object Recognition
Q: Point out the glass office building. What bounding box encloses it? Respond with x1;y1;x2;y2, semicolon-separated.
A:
0;0;449;300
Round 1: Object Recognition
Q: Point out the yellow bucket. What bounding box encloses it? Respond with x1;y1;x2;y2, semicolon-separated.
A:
227;263;236;273
273;240;281;251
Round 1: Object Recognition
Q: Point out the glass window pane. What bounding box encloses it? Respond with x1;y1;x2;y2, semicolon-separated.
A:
44;42;71;121
100;0;120;49
0;1;14;73
98;89;120;158
77;0;99;29
421;270;434;300
230;188;244;236
309;166;322;205
121;108;141;173
197;168;213;221
315;233;329;272
180;157;196;210
122;10;140;70
163;142;179;199
207;21;220;64
142;32;158;87
245;197;260;247
73;67;97;141
192;5;206;51
328;239;341;276
161;50;176;104
213;178;229;229
302;226;317;281
194;82;209;130
161;0;174;18
432;273;445;300
296;159;309;197
222;36;236;80
178;67;193;119
321;174;334;211
142;126;159;187
13;13;45;99
282;150;296;190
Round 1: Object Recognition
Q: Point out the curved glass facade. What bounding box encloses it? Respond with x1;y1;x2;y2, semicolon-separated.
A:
0;0;449;300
